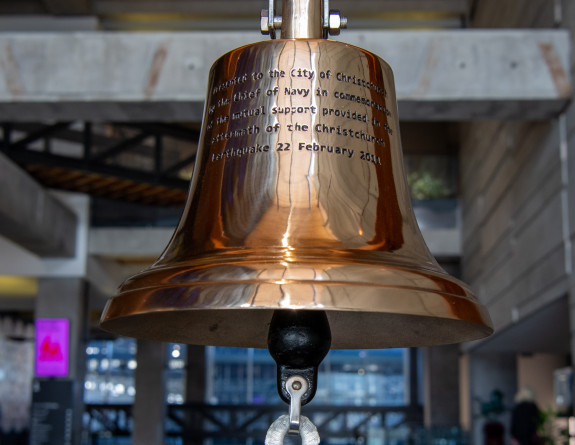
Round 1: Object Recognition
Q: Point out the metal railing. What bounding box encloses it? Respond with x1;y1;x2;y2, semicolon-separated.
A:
84;403;425;444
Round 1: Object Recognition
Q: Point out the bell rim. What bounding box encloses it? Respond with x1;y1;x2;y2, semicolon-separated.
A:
100;260;493;348
100;307;493;349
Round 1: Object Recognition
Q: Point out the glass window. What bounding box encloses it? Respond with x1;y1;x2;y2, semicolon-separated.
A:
84;339;187;405
84;338;137;404
206;347;408;406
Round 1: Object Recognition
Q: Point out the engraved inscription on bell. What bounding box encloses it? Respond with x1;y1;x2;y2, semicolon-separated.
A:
189;39;412;251
206;47;392;167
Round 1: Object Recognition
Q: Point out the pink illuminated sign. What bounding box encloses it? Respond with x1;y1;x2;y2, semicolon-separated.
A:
35;318;69;377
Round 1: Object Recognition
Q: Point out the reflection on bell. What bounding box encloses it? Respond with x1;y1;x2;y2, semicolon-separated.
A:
100;0;493;349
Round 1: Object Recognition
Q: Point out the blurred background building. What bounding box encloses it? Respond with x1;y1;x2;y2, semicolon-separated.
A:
0;0;574;444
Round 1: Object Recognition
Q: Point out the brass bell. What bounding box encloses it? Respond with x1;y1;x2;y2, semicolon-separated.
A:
100;0;493;351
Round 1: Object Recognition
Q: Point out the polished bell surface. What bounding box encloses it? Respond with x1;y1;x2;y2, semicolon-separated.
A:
100;34;493;348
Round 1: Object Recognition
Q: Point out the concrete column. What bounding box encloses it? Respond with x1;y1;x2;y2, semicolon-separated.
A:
423;344;460;428
407;348;420;409
568;291;575;415
185;345;206;402
467;353;517;445
132;340;167;445
183;345;206;445
34;278;88;445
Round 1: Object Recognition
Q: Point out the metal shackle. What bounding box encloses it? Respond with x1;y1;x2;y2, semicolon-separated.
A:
265;414;320;445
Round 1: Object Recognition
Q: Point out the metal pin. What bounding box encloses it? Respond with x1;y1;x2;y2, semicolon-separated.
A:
286;375;308;435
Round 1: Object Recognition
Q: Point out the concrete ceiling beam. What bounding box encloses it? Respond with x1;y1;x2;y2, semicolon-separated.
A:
0;152;78;257
0;30;570;121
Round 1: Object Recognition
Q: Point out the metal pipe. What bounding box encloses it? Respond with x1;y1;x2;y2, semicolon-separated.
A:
281;0;322;39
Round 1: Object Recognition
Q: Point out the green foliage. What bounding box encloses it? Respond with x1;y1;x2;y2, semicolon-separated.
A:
537;407;570;445
407;171;451;200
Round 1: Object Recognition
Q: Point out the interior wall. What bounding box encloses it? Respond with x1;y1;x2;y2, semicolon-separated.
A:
517;353;569;410
461;0;575;346
459;4;575;445
459;119;567;333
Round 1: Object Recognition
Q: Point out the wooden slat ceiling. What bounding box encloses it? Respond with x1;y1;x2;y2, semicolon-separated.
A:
26;165;188;206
